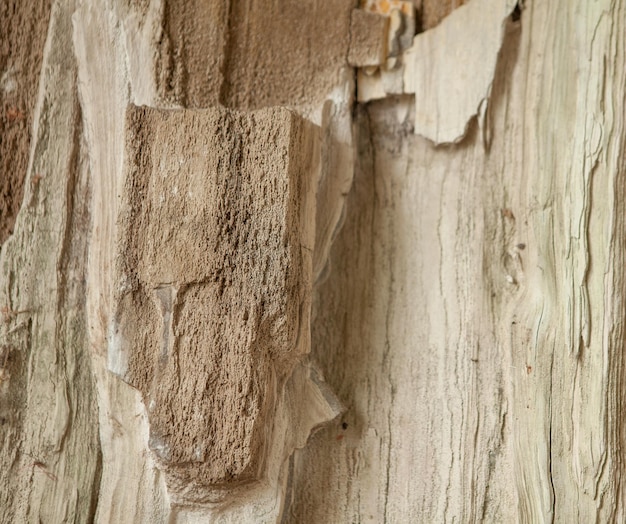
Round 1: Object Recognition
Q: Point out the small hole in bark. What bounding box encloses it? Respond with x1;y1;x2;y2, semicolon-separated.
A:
342;422;348;430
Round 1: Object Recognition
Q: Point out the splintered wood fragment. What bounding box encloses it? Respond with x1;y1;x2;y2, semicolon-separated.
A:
348;9;389;67
114;105;319;503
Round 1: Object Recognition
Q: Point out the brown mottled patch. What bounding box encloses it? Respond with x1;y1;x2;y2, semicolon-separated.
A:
0;0;52;246
115;105;319;503
156;0;353;111
418;0;469;31
348;9;389;67
156;0;229;107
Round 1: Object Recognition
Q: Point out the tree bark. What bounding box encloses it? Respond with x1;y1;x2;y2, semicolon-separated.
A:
1;0;625;522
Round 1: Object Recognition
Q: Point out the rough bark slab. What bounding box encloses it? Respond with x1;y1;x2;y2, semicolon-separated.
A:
0;0;52;245
114;105;319;502
348;10;389;67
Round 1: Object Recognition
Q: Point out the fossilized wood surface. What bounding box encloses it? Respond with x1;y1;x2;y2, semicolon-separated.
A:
2;0;626;522
2;0;350;521
115;105;319;502
287;1;626;522
404;0;518;143
0;2;100;522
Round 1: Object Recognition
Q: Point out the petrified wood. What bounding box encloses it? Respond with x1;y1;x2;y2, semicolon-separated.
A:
112;105;319;501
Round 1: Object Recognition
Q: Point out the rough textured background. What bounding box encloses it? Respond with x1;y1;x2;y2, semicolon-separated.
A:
0;0;52;246
219;0;352;111
157;0;228;107
348;10;389;67
157;0;353;114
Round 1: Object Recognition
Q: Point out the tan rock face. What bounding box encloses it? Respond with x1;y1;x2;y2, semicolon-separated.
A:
114;105;319;499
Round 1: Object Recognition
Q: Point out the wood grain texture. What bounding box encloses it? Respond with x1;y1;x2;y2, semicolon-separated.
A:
287;0;626;521
0;0;52;245
2;0;626;521
0;2;100;522
404;0;518;143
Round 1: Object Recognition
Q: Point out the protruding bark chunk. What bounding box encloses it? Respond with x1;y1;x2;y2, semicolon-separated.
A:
114;105;319;502
348;9;389;67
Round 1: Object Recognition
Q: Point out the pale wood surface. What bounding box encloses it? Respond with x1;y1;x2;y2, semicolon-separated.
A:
289;1;626;521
